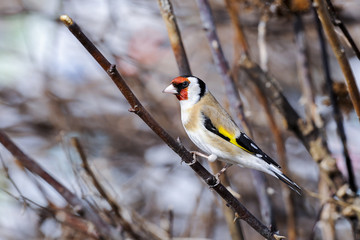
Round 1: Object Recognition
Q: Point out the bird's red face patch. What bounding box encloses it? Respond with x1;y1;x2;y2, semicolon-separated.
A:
171;77;190;101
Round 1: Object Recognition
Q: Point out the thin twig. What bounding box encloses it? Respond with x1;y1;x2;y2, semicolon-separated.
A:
0;130;113;239
313;8;357;192
60;14;277;240
325;0;360;60
313;0;360;121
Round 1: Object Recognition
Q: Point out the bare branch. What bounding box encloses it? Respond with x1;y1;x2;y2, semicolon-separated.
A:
60;14;277;240
294;14;323;127
325;0;360;60
158;0;191;76
313;0;360;121
196;0;250;133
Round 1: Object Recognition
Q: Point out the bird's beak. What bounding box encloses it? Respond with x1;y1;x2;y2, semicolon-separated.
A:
162;84;178;94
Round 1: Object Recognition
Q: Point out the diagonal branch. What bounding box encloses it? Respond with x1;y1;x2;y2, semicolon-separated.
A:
60;14;277;240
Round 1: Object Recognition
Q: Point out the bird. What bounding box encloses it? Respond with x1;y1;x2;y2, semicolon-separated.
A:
163;75;301;194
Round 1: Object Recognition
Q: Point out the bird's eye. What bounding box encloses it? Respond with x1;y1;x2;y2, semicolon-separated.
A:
182;81;189;88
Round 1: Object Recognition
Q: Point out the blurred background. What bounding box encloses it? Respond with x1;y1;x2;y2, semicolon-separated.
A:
0;0;359;239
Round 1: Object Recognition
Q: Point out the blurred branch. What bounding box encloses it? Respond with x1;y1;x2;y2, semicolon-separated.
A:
209;162;245;240
196;0;249;133
0;130;113;239
294;14;323;128
158;0;191;76
313;0;360;121
313;8;357;193
240;58;345;191
258;13;269;72
224;0;250;59
0;185;99;239
71;137;167;240
325;0;360;60
60;15;277;240
254;86;297;239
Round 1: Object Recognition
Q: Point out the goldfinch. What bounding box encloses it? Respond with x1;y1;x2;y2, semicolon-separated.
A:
163;75;301;194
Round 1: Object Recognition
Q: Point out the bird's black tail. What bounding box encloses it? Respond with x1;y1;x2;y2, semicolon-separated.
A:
270;165;302;195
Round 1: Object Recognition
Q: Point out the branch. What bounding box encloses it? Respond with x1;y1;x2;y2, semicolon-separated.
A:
294;14;322;127
60;14;277;240
313;0;360;121
313;8;358;192
325;0;360;60
158;0;191;76
0;130;113;239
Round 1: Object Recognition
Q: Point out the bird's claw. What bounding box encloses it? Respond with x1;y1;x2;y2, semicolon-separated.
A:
185;152;197;166
215;163;233;177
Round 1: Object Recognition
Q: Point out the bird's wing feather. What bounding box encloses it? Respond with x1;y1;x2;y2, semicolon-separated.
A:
201;105;280;168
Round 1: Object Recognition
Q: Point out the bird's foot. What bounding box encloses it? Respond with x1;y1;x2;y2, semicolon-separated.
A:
186;151;198;166
215;163;233;178
190;151;217;162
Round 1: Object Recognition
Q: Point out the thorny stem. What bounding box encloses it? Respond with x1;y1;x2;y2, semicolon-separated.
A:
313;8;358;192
60;15;277;240
313;0;360;121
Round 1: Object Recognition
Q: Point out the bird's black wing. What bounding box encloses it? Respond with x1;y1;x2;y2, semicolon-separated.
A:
202;113;280;168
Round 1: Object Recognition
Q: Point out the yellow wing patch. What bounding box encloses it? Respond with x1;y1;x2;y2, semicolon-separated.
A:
217;126;252;153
